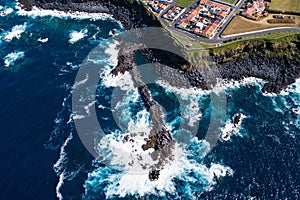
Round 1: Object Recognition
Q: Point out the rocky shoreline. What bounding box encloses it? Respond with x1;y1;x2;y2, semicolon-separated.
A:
18;0;161;30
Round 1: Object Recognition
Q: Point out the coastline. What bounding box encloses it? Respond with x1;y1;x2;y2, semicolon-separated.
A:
18;0;300;94
1;1;300;199
18;0;161;29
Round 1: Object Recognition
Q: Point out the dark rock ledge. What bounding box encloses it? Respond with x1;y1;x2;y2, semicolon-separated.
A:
18;0;161;30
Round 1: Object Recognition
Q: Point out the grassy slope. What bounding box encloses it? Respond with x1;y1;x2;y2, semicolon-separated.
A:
211;33;300;57
270;0;300;12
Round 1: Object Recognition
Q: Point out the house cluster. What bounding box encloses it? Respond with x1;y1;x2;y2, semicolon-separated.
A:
242;0;270;20
163;6;184;21
176;0;231;38
147;0;169;13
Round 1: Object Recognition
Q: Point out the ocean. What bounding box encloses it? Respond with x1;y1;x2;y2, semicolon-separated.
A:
0;1;299;199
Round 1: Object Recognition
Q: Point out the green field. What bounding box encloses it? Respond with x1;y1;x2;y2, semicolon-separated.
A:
175;0;194;8
176;0;237;7
219;0;238;5
270;0;300;12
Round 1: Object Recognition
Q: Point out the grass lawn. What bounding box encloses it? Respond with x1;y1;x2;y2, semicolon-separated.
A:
270;0;300;12
175;0;194;8
219;0;238;5
223;15;300;35
176;0;237;7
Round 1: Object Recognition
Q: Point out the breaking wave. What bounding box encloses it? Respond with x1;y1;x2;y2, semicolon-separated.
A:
69;29;88;44
1;22;27;42
3;51;25;67
16;4;114;21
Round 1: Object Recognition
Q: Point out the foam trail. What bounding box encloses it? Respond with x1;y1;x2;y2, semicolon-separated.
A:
3;51;25;67
56;172;65;200
53;133;73;200
1;23;27;42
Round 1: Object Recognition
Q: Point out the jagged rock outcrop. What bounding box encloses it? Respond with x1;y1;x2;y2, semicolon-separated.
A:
112;36;175;181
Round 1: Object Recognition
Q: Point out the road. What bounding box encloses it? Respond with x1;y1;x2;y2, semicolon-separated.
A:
155;0;300;45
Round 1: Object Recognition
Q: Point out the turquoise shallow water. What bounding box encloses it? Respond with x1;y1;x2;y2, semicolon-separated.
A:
0;1;299;199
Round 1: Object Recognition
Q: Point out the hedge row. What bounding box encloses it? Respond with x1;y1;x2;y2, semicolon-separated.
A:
267;9;300;16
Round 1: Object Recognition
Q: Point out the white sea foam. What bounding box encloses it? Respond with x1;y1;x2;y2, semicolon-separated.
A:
92;128;232;198
16;4;114;21
90;83;231;198
158;77;264;99
220;113;246;141
103;70;135;91
37;37;48;43
86;39;119;67
282;78;300;95
83;59;240;198
111;74;141;128
157;80;208;131
0;6;3;10
214;77;265;94
104;41;119;66
184;99;202;127
56;172;65;200
1;23;27;42
54;133;73;200
69;29;88;44
0;7;14;17
3;51;25;67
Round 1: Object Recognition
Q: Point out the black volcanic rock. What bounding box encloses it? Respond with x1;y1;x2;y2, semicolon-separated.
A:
19;0;161;29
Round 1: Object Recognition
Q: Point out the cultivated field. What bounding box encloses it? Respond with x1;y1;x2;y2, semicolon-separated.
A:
270;0;300;12
223;15;300;35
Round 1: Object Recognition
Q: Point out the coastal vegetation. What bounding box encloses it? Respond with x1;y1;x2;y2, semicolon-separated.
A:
210;33;300;59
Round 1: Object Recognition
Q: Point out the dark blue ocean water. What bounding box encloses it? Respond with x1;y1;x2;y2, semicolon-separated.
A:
0;1;299;199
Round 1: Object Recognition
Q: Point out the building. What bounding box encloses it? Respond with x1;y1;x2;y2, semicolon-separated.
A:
148;1;168;13
242;0;270;20
163;6;184;21
176;0;231;38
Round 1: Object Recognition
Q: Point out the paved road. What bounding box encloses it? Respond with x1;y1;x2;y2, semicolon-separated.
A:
223;26;300;40
155;0;300;45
